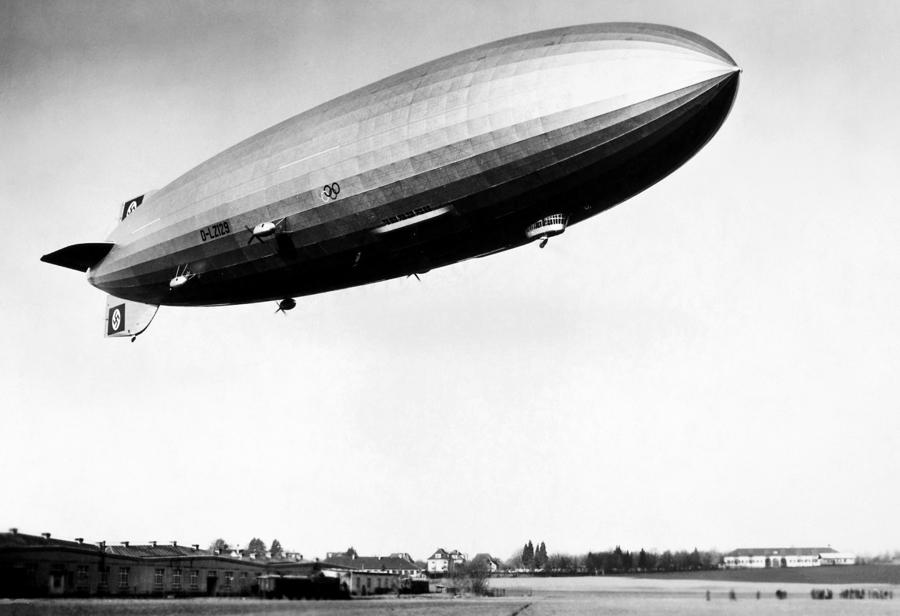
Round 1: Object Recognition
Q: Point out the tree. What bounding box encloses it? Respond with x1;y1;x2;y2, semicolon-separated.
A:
451;559;491;595
659;550;674;571
622;549;634;571
210;538;229;553
701;550;721;570
611;546;624;571
536;542;548;569
522;541;534;569
246;538;267;558
689;548;702;570
270;539;283;559
638;549;648;571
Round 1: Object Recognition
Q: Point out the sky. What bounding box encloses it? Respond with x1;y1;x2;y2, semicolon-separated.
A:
2;0;899;562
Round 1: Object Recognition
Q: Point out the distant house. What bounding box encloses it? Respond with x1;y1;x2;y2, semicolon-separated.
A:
723;547;855;568
426;548;467;575
470;553;503;573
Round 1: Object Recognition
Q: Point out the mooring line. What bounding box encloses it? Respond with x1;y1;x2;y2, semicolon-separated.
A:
510;602;533;616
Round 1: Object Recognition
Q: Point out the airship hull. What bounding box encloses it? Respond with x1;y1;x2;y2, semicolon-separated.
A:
82;23;739;307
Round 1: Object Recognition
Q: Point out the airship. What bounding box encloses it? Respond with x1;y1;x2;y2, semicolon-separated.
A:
41;23;740;340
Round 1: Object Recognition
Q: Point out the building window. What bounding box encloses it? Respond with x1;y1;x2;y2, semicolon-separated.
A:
99;566;109;587
190;570;199;590
224;571;233;589
172;569;182;590
119;567;130;588
76;565;89;588
154;568;164;588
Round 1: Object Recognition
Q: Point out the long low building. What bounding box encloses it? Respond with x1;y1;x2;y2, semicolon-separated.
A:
322;548;424;595
723;547;856;568
0;530;329;598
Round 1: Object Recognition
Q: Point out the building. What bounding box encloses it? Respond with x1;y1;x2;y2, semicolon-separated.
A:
321;548;423;595
723;547;856;568
426;548;467;575
0;529;313;598
819;552;858;566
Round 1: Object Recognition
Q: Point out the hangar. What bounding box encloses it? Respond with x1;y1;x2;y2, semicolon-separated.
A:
723;547;856;569
0;529;331;598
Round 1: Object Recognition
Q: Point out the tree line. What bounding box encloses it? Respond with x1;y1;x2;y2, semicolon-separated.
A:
507;540;548;570
209;537;284;559
581;546;721;573
508;542;722;574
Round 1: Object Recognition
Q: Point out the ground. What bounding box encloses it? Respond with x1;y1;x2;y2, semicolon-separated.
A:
2;573;897;616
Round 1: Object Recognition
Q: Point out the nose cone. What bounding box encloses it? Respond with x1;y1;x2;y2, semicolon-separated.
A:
630;22;738;68
625;22;740;103
568;22;740;113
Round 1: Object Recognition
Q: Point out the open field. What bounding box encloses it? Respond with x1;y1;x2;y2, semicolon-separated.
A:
491;573;898;595
629;564;900;585
3;575;899;616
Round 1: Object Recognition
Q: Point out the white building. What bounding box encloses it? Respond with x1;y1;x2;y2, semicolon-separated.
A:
820;552;857;566
723;547;855;568
426;548;467;574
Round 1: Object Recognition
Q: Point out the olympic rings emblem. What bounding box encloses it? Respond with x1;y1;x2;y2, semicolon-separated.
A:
321;182;341;202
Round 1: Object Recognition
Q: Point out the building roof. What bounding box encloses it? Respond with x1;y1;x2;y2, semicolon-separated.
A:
0;531;88;551
103;543;213;558
323;553;422;571
0;532;303;564
725;547;838;557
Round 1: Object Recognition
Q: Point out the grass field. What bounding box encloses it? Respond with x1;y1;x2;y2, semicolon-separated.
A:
491;573;898;598
3;593;899;616
2;572;897;616
629;564;900;585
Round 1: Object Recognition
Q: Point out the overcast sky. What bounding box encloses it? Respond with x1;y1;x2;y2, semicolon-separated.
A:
2;0;898;561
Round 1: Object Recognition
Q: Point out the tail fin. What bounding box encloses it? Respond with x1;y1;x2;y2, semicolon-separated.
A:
41;242;114;272
105;296;159;340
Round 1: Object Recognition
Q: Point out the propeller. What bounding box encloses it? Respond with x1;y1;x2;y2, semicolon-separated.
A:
246;226;264;246
275;298;296;314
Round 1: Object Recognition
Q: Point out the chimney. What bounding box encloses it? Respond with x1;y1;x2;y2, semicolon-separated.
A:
192;544;199;551
75;538;84;545
121;541;129;547
42;533;51;540
9;528;17;535
98;541;106;551
150;541;157;547
171;541;178;547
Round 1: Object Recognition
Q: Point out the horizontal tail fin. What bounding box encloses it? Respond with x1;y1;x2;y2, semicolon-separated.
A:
105;296;159;340
41;242;114;272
